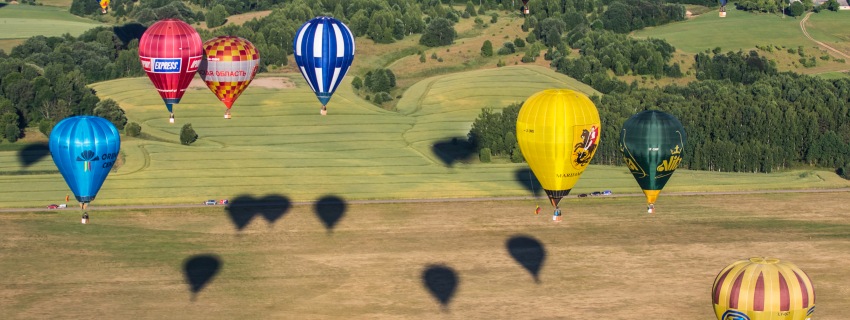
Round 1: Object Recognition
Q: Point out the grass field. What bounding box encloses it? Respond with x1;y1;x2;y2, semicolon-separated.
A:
1;192;848;319
632;9;850;75
2;65;848;208
0;4;103;39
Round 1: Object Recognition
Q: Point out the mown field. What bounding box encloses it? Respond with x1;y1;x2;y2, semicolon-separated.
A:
2;65;848;208
1;192;849;319
0;4;103;40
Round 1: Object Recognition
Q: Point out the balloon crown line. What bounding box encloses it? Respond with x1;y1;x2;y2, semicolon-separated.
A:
748;257;781;264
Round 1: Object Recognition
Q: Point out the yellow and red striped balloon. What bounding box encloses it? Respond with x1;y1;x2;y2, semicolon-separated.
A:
199;36;260;119
712;257;815;320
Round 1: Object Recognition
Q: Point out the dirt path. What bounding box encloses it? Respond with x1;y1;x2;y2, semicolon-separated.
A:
800;12;850;60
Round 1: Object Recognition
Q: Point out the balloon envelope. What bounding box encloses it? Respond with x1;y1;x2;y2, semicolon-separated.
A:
516;89;600;207
199;36;260;113
49;116;121;204
139;19;203;115
99;0;109;10
293;16;355;109
619;110;686;205
712;257;815;320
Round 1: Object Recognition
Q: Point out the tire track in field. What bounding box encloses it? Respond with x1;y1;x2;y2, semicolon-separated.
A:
800;12;850;60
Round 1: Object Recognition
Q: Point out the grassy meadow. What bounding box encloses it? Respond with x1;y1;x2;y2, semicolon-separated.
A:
633;9;850;76
0;4;103;39
1;192;849;319
2;65;848;208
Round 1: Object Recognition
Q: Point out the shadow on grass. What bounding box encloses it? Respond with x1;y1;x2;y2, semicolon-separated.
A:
225;194;292;232
422;264;458;312
18;143;50;167
431;137;476;166
515;168;543;197
314;195;346;234
183;254;221;302
506;235;546;284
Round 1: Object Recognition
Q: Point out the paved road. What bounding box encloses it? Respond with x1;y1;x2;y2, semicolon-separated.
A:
6;188;849;213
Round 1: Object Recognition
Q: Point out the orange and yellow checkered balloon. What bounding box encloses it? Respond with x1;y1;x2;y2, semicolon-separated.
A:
199;36;260;117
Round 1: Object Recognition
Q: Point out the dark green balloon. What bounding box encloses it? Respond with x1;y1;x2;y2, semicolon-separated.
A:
619;110;686;192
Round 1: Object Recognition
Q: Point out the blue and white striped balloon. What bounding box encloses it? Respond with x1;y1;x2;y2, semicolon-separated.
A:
294;16;355;113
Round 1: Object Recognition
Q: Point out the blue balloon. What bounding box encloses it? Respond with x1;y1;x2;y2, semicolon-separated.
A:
49;116;121;204
294;16;355;110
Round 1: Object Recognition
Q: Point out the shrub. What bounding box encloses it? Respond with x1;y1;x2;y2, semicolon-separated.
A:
180;123;198;145
39;120;55;137
479;148;491;163
5;124;18;142
125;122;141;137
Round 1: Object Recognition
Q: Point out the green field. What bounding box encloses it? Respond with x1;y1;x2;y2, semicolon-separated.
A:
0;4;103;39
633;10;808;53
2;192;848;319
2;65;848;208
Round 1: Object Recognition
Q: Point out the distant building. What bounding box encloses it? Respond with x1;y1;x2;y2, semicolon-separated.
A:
810;0;850;10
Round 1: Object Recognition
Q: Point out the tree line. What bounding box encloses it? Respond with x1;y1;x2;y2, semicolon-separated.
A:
470;50;850;175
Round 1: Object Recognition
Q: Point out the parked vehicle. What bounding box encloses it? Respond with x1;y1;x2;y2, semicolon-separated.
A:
47;204;59;209
578;194;588;198
219;199;229;205
204;200;217;205
602;190;612;196
591;191;602;196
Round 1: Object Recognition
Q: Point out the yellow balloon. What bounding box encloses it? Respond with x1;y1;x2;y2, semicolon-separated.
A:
516;89;600;208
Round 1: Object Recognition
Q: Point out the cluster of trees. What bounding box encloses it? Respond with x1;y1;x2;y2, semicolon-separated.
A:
352;69;398;104
735;0;841;15
549;26;681;93
601;0;686;34
471;50;850;174
467;103;524;163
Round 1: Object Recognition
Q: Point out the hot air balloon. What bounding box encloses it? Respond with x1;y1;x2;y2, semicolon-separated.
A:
199;36;260;119
294;16;355;116
49;116;121;213
619;110;686;214
99;0;110;14
521;0;530;14
516;89;600;222
720;0;728;17
139;19;203;123
712;257;815;320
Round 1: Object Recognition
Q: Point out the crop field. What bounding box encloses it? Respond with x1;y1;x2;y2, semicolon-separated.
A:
0;5;103;39
2;65;848;208
1;192;849;319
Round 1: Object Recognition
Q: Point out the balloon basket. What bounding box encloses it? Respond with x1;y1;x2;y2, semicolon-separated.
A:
552;215;562;222
169;118;175;124
719;11;726;17
320;109;327;116
82;218;88;224
224;114;231;119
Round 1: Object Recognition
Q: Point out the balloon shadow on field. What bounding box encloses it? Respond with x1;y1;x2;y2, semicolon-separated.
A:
514;168;543;198
183;254;222;302
18;143;50;167
506;235;546;284
431;137;476;166
224;194;292;232
422;264;459;312
314;195;346;234
112;22;147;47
